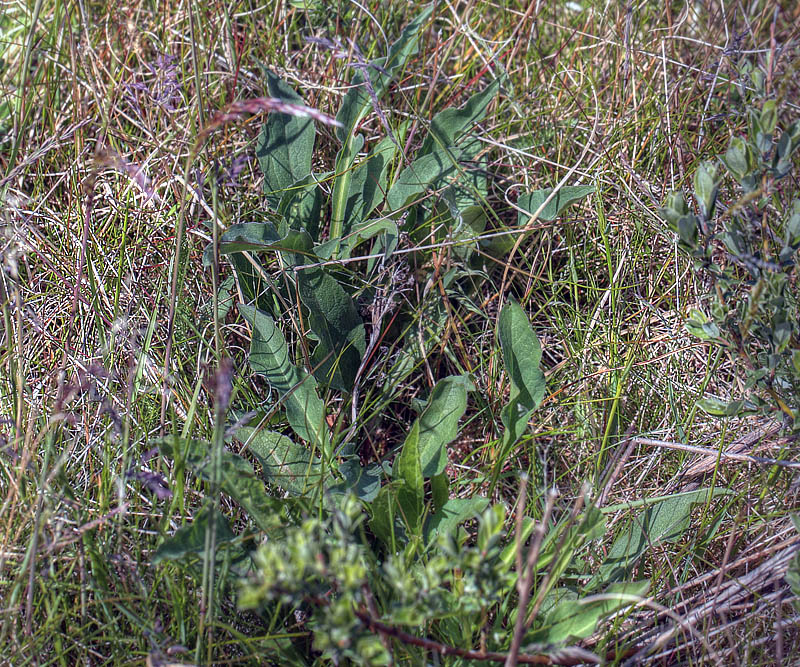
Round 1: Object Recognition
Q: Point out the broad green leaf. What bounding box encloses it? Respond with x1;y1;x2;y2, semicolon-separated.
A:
411;375;473;477
697;396;736;417
750;67;766;95
153;506;237;564
157;436;283;532
525;581;649;645
351;219;399;259
277;173;323;238
498;300;546;449
238;305;329;454
334;7;432;144
698;396;758;418
295;267;366;391
419;77;501;156
517;185;595;224
431;473;449;513
677;215;699;247
586;488;728;590
693;161;719;219
203;222;314;267
721;227;747;256
659;191;689;227
203;222;279;265
329;134;365;244
721;136;749;180
749;108;772;154
314;218;399;260
213;224;304;310
370;483;405;548
238;427;322;496
395;420;424;533
386;145;464;212
256;71;316;208
329;457;382;502
344;134;399;232
424;496;489;544
685;308;721;341
760;100;778;134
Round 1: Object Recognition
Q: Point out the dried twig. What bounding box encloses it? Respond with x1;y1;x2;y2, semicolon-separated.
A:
353;608;600;665
506;484;560;666
634;434;799;474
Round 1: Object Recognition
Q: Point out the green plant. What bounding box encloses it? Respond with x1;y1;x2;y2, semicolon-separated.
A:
208;10;594;383
235;474;721;664
154;294;725;663
660;63;800;426
150;8;660;663
202;6;594;485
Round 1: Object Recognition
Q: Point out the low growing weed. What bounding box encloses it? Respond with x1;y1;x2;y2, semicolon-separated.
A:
148;9;744;664
661;61;800;425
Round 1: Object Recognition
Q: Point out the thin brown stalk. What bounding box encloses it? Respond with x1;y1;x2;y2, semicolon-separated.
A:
524;488;587;630
506;488;559;667
353;608;599;665
634;436;800;471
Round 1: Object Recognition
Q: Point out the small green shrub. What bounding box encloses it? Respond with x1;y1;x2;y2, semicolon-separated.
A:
660;62;800;426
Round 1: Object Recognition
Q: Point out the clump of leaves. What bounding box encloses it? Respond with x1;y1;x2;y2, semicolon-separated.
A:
153;8;651;662
660;62;800;425
209;5;593;399
204;7;594;499
154;295;722;662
